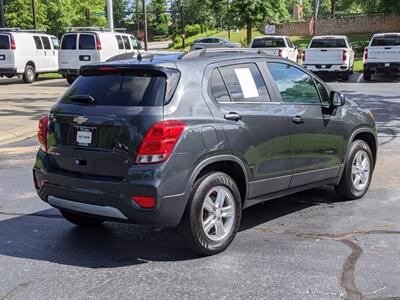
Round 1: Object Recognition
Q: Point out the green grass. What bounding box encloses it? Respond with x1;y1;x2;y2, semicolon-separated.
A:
354;59;364;72
38;73;63;79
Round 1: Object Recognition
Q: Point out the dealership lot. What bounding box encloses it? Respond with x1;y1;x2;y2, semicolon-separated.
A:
0;75;399;299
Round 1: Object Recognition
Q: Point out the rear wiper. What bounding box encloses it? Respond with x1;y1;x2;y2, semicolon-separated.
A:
69;95;95;104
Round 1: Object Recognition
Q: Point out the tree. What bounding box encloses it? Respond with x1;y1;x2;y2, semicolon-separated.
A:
111;0;129;28
147;0;169;36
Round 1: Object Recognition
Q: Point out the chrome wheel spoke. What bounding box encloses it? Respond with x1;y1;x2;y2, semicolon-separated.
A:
215;220;225;238
221;205;234;218
215;188;226;208
203;196;215;213
351;150;370;191
203;216;215;234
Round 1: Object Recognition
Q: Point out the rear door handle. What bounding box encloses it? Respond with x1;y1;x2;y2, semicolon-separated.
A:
224;112;242;121
292;116;304;124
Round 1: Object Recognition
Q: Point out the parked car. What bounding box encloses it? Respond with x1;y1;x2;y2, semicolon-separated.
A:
0;28;59;83
250;35;298;62
190;37;241;51
33;49;377;255
58;27;141;84
302;35;355;80
363;32;400;81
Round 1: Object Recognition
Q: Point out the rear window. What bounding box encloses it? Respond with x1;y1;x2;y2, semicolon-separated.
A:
0;34;10;49
116;35;124;49
61;71;167;106
79;34;95;50
252;38;285;48
61;34;77;50
371;36;400;46
310;38;347;48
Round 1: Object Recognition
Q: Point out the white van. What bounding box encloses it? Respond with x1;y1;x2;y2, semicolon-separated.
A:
58;28;141;84
0;28;59;83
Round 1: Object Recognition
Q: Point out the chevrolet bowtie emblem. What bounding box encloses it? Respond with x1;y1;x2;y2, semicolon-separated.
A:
73;116;88;124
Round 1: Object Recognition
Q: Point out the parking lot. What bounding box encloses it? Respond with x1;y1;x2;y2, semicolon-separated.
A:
0;74;399;299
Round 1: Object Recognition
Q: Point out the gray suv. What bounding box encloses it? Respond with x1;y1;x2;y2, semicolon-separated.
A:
33;49;377;255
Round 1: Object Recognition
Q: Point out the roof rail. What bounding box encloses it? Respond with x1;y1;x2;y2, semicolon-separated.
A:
181;48;270;60
68;27;127;32
0;28;46;33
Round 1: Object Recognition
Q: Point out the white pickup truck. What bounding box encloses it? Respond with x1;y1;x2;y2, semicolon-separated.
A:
250;35;298;62
302;35;354;80
363;33;400;81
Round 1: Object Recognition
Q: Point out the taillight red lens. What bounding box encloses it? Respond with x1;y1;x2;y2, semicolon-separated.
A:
132;196;155;208
301;50;305;62
38;115;48;152
278;48;283;58
96;37;102;50
136;120;186;164
364;48;368;60
10;34;16;50
343;49;347;62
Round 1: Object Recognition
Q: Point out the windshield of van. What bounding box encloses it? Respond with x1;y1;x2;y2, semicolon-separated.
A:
252;38;285;48
310;38;347;48
0;34;10;49
371;36;400;46
61;34;77;49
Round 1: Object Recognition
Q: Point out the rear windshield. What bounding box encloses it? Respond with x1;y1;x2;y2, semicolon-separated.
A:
79;34;95;50
252;38;285;48
0;34;10;49
61;71;167;106
371;36;400;46
310;38;347;48
61;34;77;49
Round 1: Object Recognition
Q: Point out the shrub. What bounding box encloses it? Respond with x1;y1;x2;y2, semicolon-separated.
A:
185;24;202;37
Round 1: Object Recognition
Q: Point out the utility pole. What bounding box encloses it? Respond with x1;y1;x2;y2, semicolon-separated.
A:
32;0;37;29
106;0;114;29
227;0;230;40
142;0;148;50
313;0;319;36
180;5;185;49
0;0;5;28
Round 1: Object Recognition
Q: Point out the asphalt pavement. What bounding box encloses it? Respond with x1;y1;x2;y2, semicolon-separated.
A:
0;74;399;299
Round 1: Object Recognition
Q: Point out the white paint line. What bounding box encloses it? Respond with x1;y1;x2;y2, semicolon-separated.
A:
357;73;363;83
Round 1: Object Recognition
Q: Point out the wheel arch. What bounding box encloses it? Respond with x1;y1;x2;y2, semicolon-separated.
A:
25;60;36;70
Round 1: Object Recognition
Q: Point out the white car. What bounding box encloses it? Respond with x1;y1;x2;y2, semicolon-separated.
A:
0;28;59;83
302;35;355;80
363;32;400;81
250;35;298;62
58;28;141;84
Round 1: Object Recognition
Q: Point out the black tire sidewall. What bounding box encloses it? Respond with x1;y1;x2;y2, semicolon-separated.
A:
23;65;35;83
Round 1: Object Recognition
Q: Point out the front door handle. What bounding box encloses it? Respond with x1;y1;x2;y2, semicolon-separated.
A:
292;116;304;124
224;112;242;121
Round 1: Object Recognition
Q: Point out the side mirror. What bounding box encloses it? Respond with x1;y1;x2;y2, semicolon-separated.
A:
330;91;345;107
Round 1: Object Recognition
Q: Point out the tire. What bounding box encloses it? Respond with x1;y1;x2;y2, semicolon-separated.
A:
341;70;350;81
363;70;371;81
335;140;374;200
180;172;242;255
22;65;35;83
66;75;76;85
60;210;104;227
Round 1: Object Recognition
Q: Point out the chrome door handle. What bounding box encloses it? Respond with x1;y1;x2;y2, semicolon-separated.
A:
224;112;242;121
292;116;304;124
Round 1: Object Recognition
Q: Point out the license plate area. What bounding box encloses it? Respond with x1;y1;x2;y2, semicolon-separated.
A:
73;126;97;147
0;55;5;60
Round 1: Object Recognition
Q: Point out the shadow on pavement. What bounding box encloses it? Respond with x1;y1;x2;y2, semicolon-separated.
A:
0;186;341;268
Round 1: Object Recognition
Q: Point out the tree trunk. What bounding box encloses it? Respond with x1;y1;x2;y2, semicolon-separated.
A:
331;0;336;16
246;22;252;46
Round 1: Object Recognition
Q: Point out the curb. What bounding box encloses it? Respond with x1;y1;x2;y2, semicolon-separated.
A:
0;128;37;146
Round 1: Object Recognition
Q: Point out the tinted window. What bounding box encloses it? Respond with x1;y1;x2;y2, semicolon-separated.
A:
211;69;230;102
122;36;131;49
286;38;294;48
200;38;214;44
0;34;10;49
51;37;60;49
79;34;95;50
130;36;139;49
315;80;330;104
61;72;166;106
371;36;400;46
33;36;43;49
310;38;347;48
268;62;321;104
219;63;270;102
116;35;124;49
252;38;286;48
41;36;51;49
61;34;77;49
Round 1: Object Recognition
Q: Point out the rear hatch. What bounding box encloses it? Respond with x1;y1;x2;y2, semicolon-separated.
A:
251;37;285;56
58;33;101;70
367;35;400;63
0;33;15;69
305;38;347;65
47;65;180;179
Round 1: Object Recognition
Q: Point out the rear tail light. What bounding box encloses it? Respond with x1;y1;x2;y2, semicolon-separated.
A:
136;120;186;164
132;196;155;208
38;115;49;152
96;37;102;50
364;48;368;60
343;49;347;62
301;50;305;62
10;34;16;50
278;48;283;58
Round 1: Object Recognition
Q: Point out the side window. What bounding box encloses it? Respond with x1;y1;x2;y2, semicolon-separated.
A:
130;36;139;49
201;38;213;44
115;35;124;50
61;34;77;50
33;36;43;49
286;38;294;48
41;36;51;49
315;80;330;104
219;63;270;102
211;69;230;103
267;62;321;104
51;37;60;49
79;34;95;50
122;36;131;50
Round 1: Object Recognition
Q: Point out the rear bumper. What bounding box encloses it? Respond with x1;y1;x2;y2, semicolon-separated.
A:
304;64;350;73
0;68;17;76
33;152;190;227
364;62;400;73
58;69;80;76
